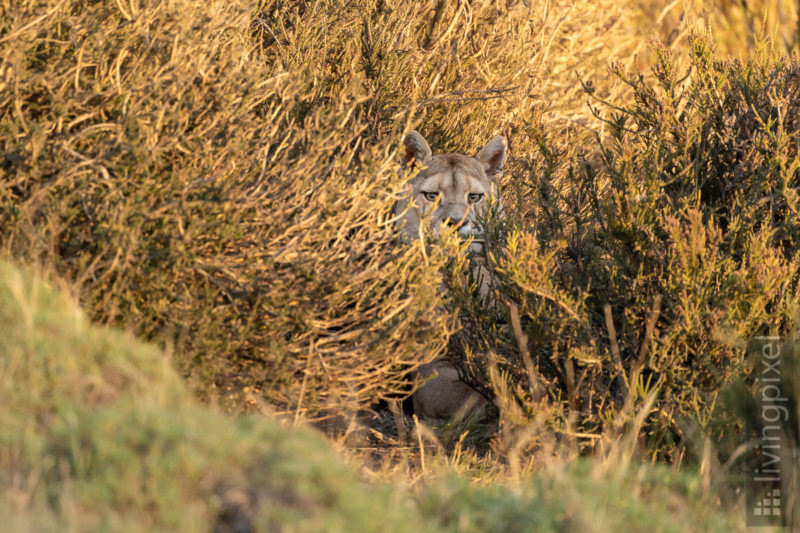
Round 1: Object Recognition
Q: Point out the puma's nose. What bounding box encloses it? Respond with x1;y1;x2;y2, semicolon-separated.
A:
442;215;465;228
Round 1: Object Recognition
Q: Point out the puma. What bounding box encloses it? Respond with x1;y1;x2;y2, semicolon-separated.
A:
396;130;507;419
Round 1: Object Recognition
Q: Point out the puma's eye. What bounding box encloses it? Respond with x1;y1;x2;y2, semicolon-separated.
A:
468;193;484;204
422;191;439;202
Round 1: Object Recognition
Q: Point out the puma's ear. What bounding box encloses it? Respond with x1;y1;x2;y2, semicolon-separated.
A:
401;130;433;168
476;135;507;180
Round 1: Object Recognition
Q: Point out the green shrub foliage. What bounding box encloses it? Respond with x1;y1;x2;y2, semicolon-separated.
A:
455;32;800;457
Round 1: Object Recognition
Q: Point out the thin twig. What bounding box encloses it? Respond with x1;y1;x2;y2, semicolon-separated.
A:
416;86;518;107
507;300;545;401
603;303;627;395
634;294;662;374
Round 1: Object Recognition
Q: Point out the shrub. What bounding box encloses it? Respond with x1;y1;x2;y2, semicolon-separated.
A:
454;31;800;459
2;0;796;466
0;0;460;418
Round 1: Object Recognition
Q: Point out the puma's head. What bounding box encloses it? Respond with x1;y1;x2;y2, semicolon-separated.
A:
394;130;507;240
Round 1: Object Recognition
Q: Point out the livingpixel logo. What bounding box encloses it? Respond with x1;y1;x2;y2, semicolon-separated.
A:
746;335;792;527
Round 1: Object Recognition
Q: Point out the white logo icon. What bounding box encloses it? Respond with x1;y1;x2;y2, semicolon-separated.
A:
753;489;781;516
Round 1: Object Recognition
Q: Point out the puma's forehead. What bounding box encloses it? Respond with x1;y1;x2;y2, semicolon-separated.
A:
418;172;489;195
412;153;491;192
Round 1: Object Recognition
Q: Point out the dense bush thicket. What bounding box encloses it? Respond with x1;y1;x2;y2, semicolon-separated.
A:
0;0;640;418
0;0;451;418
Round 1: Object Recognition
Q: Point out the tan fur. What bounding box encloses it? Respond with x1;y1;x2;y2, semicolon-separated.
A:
396;131;507;419
412;361;487;420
